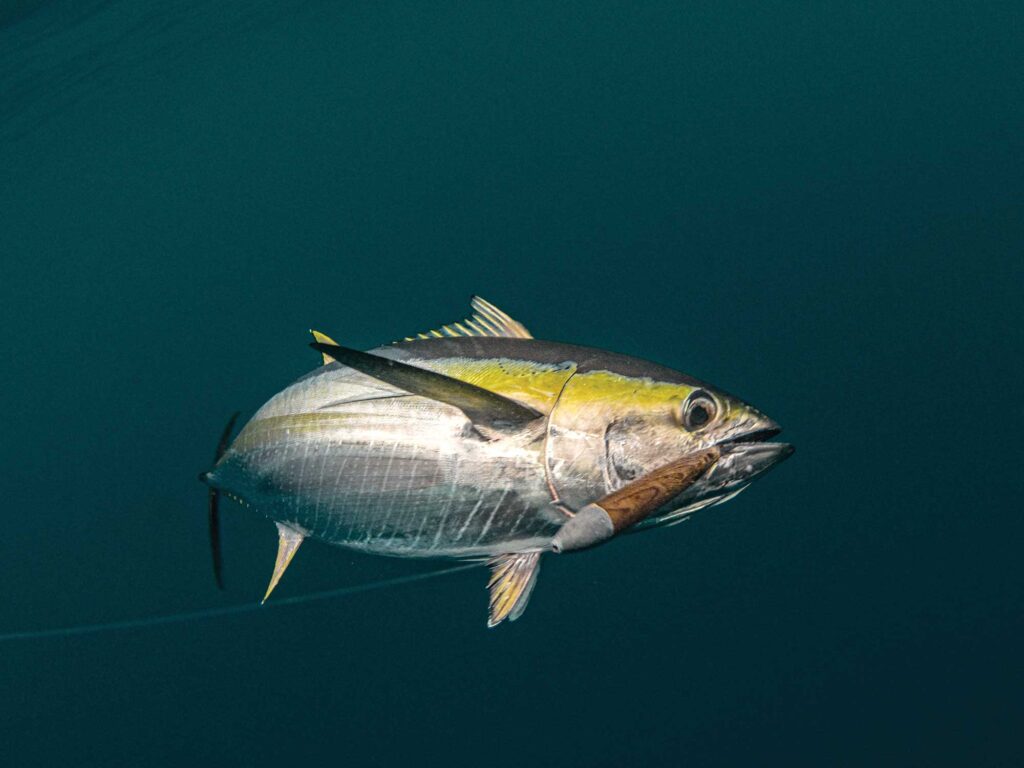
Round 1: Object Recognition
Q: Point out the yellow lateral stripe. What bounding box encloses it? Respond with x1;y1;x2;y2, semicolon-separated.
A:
423;358;576;413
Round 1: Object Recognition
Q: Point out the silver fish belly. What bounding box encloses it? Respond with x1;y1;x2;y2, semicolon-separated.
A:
208;363;565;558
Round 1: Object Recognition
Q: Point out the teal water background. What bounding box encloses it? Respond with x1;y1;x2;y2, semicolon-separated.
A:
1;2;1021;765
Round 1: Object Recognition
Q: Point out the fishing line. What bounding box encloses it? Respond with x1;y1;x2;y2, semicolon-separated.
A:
0;562;481;643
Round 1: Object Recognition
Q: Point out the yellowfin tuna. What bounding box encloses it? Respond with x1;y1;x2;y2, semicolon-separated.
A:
201;297;793;626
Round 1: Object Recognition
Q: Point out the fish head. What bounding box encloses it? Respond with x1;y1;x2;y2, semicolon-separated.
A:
603;380;789;480
548;354;792;514
603;379;794;530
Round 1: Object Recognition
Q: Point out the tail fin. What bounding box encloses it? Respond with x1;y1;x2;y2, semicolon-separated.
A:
203;412;240;590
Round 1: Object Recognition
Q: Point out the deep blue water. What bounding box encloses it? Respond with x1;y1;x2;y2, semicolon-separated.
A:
1;2;1022;765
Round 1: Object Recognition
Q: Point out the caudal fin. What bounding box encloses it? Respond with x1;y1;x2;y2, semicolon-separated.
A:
203;412;240;590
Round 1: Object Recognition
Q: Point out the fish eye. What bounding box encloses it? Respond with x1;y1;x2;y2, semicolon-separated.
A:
677;390;718;431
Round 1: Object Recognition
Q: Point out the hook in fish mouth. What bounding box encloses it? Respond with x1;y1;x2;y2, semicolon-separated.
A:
717;415;794;472
712;409;793;461
697;417;794;503
722;426;784;445
715;410;782;445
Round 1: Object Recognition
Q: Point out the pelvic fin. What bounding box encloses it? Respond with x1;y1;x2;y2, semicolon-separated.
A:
263;522;305;603
487;551;542;627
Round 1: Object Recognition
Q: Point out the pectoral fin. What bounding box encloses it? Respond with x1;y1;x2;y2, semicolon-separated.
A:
552;447;721;553
487;551;542;627
262;522;305;603
309;342;542;430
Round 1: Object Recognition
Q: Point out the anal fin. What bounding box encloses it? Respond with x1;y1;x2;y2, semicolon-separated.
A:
487;551;542;627
262;522;305;603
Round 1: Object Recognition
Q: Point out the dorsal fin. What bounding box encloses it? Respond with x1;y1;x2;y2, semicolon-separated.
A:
399;296;533;343
309;341;542;429
310;330;340;364
487;551;542;627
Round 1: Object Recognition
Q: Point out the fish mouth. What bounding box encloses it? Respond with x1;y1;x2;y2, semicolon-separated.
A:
715;417;794;473
723;426;782;444
714;411;793;464
635;433;792;531
717;411;782;445
700;408;793;491
640;420;794;527
716;438;794;475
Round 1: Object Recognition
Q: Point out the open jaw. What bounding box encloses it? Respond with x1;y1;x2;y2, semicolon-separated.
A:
635;426;794;530
703;421;794;498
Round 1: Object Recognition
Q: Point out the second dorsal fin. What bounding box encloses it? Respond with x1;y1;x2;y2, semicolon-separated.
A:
399;296;533;342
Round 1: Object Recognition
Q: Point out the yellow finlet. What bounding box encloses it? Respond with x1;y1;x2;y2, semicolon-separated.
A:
262;522;305;603
310;330;339;364
401;296;533;343
487;551;542;627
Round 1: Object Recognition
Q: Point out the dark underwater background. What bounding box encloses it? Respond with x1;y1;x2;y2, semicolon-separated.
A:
1;1;1022;765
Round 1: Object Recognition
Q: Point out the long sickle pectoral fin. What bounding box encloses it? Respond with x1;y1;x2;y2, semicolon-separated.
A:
487;552;542;627
309;342;542;430
262;523;305;603
551;447;721;553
